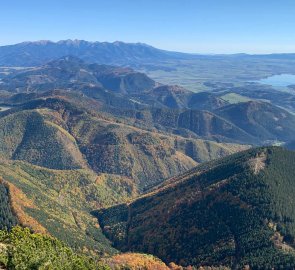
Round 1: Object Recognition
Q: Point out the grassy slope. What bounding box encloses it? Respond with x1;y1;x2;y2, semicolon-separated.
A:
220;93;252;104
0;159;140;255
97;147;295;269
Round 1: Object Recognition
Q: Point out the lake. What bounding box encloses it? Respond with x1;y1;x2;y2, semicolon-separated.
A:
256;74;295;87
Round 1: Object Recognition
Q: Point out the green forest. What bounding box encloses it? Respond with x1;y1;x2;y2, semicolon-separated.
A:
0;226;110;270
0;182;18;230
98;147;295;269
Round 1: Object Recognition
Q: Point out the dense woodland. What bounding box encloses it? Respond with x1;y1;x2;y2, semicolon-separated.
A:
0;182;18;230
0;227;201;269
98;147;295;269
0;227;109;269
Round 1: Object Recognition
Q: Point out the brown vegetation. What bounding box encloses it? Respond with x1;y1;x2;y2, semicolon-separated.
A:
0;177;47;234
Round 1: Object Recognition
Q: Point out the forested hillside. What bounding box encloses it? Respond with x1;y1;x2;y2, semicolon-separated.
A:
0;95;247;190
0;227;109;269
97;147;295;269
0;180;18;230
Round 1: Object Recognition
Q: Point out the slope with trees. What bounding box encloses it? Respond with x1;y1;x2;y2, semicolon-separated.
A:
97;147;295;269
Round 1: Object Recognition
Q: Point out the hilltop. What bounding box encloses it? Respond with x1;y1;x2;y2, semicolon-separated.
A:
215;101;295;143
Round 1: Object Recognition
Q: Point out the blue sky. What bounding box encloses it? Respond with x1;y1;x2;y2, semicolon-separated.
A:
1;0;295;53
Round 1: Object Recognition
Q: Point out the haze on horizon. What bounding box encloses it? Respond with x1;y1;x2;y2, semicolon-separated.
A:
1;0;295;54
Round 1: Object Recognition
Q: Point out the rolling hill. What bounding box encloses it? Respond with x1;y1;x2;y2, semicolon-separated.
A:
213;84;295;114
96;146;295;269
0;56;156;94
2;57;294;146
0;96;246;191
130;86;228;110
0;57;231;111
108;106;260;144
215;101;295;143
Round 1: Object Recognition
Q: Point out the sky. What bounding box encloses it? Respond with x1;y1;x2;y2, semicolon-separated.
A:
1;0;295;54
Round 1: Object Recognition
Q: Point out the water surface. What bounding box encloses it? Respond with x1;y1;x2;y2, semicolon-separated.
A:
256;74;295;87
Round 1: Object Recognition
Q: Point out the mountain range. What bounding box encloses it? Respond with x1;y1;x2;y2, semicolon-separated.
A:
0;41;295;269
0;40;189;67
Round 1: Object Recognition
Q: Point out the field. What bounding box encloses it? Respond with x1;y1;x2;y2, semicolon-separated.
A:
139;57;295;92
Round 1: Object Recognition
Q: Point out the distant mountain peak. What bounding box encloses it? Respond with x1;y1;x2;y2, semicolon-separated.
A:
18;39;154;48
56;39;87;46
20;40;54;46
0;39;185;67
